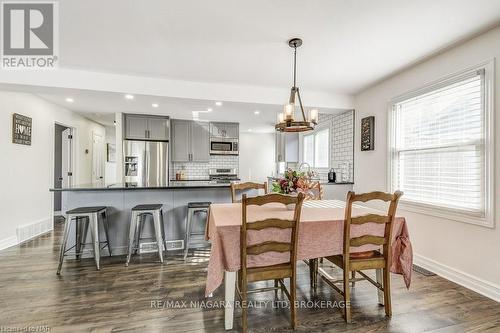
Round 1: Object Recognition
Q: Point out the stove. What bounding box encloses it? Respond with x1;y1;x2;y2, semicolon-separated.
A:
209;168;238;183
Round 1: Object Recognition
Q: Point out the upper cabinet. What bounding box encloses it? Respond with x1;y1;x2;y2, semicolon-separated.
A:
171;119;210;163
124;114;170;141
210;122;239;139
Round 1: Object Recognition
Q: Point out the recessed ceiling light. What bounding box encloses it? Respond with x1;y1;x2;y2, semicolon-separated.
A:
152;103;159;108
65;97;74;103
248;129;253;132
207;108;213;112
215;101;222;106
254;110;260;115
125;94;134;100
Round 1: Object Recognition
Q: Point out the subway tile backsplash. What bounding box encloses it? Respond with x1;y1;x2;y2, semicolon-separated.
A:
317;110;354;183
172;155;239;180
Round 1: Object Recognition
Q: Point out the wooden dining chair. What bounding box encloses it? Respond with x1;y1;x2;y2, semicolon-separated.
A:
230;181;268;203
305;181;323;200
313;190;403;323
237;192;305;333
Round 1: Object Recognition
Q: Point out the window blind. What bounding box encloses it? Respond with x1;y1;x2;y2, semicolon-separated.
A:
391;71;485;215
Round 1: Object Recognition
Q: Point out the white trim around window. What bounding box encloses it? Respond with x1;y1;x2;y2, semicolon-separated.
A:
387;59;495;228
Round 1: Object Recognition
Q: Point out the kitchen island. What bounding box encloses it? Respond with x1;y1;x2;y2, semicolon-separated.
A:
50;181;233;257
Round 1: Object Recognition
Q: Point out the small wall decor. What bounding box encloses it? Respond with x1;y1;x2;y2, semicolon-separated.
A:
12;113;32;145
361;116;374;151
107;143;116;162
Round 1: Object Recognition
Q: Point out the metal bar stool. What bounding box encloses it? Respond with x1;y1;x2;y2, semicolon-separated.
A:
184;202;211;261
126;204;165;266
57;206;111;274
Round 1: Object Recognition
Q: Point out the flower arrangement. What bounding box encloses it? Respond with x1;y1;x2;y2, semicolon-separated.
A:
272;168;319;198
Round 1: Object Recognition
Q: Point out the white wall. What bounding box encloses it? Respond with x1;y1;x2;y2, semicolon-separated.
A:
0;91;105;249
104;125;117;183
239;132;275;183
354;26;500;300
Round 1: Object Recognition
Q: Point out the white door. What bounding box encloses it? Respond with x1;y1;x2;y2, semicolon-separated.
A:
92;132;105;184
61;128;73;186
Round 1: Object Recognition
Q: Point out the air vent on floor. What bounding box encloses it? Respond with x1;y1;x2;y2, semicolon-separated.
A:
16;219;52;244
413;264;436;276
165;240;184;251
139;242;165;254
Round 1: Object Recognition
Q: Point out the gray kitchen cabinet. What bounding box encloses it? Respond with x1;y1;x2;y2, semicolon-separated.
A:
190;122;210;162
124;114;170;141
147;117;170;141
171;120;191;162
223;123;239;138
210;122;239;139
171;119;210;163
125;115;149;140
275;132;299;162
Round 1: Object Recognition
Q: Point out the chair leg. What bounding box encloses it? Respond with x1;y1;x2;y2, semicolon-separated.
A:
184;208;193;261
290;276;297;329
343;269;352;323
125;211;137;266
160;209;167;250
383;268;392;317
102;210;112;257
241;278;248;333
153;210;164;264
75;217;80;260
57;215;72;275
351;271;356;287
134;214;143;255
89;213;100;271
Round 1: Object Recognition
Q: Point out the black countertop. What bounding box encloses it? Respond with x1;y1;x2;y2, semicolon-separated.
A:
267;176;353;185
50;180;232;192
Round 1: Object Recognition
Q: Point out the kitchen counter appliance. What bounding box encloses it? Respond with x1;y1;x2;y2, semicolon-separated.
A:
209;168;238;183
124;140;169;186
209;138;239;155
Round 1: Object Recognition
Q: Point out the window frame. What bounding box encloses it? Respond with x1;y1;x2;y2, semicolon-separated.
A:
387;60;495;228
299;122;331;170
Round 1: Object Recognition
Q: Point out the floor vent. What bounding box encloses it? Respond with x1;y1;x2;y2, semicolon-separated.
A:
139;242;165;254
413;264;436;276
16;219;52;244
165;240;184;251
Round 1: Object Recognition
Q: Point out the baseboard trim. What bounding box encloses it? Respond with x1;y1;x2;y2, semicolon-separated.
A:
414;253;500;303
0;235;18;251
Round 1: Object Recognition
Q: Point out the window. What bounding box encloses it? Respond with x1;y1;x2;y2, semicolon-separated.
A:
389;62;494;227
303;127;329;168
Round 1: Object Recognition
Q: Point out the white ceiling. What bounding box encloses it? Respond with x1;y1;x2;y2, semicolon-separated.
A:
58;0;500;94
26;86;345;132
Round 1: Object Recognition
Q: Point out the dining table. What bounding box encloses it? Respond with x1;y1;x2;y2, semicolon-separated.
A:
205;199;413;330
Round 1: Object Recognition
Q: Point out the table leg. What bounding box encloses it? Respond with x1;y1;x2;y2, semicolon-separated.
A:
224;271;236;330
376;268;384;305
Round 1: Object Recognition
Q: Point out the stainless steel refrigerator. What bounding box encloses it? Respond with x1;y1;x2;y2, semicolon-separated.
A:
124;140;169;186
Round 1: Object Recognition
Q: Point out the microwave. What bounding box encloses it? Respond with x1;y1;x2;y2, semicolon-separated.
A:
210;139;239;155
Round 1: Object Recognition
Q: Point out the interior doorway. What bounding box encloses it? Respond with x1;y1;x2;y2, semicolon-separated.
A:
54;124;74;214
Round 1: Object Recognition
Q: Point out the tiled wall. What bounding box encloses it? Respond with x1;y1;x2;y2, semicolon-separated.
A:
317;110;354;182
172;155;239;180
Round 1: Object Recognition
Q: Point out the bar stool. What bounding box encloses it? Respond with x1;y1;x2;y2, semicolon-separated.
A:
184;202;211;261
57;206;111;275
126;204;165;266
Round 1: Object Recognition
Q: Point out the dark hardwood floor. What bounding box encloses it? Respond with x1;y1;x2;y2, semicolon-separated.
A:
0;218;499;333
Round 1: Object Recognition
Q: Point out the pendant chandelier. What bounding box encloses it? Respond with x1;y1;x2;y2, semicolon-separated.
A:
275;38;319;132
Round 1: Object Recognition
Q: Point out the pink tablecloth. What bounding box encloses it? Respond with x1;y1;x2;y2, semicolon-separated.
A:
205;200;412;296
